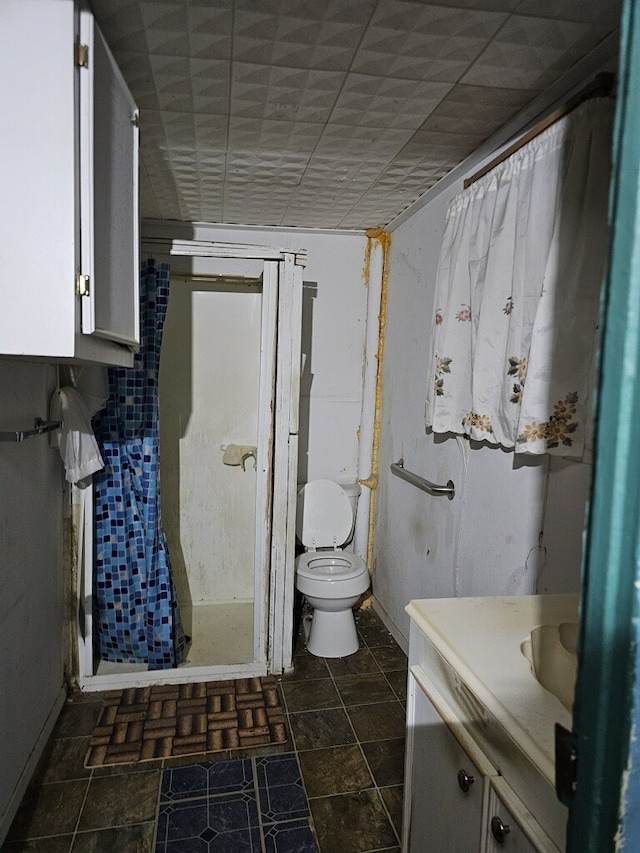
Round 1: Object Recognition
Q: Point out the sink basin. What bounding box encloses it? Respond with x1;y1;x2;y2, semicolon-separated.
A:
521;622;578;712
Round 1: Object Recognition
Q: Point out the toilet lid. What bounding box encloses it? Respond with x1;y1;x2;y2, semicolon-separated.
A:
296;480;353;548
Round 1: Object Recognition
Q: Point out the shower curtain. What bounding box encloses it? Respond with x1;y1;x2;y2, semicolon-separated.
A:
93;259;186;669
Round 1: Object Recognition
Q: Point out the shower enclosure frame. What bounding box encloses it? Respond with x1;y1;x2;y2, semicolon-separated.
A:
74;240;305;691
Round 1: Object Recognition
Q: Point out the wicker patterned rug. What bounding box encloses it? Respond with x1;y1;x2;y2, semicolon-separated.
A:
85;676;287;768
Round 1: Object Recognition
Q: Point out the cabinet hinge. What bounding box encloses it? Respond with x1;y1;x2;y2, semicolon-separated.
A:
555;723;578;807
76;273;90;297
76;43;89;68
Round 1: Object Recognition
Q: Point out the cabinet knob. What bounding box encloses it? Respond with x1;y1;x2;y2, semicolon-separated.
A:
490;815;511;844
457;768;475;792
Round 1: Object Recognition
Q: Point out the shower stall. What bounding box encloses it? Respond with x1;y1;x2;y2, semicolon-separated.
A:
75;241;305;690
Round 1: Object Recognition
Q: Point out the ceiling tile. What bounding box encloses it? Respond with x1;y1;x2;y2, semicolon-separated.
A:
351;0;509;81
461;15;600;90
231;63;345;122
417;83;537;137
228;116;325;154
232;1;374;71
515;0;621;26
393;128;478;166
400;0;521;10
90;0;620;229
329;75;453;130
314;123;416;158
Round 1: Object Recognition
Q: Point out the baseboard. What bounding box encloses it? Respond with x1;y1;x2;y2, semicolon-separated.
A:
0;683;67;845
370;596;409;655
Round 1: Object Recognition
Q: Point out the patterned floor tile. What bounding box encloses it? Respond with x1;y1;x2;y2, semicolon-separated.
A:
155;753;317;853
263;818;317;853
156;791;260;849
161;763;210;802
161;759;254;803
256;755;310;824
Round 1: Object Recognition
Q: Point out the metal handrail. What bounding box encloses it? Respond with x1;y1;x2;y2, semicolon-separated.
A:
0;418;62;443
390;458;455;500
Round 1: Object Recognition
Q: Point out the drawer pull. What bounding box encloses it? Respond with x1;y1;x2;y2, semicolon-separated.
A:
457;768;475;792
491;815;511;843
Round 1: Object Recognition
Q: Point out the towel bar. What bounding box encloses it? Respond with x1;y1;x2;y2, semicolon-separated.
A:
0;418;62;443
390;458;455;500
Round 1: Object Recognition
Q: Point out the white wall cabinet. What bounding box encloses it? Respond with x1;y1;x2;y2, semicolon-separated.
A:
403;664;561;853
0;0;139;366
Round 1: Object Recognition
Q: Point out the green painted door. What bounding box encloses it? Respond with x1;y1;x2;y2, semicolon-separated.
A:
567;1;640;850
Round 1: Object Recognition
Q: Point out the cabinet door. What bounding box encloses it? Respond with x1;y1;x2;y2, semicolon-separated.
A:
0;0;76;358
79;11;139;349
485;780;560;853
405;668;487;853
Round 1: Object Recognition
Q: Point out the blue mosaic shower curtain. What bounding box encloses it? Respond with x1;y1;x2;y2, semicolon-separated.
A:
93;260;186;669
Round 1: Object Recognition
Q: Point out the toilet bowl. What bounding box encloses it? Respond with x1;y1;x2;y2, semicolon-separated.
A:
295;479;369;658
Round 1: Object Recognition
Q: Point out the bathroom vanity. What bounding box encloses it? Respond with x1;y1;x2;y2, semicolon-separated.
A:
403;594;579;852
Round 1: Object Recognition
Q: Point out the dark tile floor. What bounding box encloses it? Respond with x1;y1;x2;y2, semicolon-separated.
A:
2;606;407;853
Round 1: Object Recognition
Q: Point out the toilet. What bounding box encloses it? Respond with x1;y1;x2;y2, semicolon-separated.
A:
295;479;370;658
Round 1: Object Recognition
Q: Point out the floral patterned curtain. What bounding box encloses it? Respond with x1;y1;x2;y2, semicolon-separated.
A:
425;97;614;456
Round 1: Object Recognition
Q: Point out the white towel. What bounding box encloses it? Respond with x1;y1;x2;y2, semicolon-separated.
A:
222;444;257;471
68;365;109;417
50;387;104;487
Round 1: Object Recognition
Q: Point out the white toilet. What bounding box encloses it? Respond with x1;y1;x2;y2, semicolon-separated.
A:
295;479;370;658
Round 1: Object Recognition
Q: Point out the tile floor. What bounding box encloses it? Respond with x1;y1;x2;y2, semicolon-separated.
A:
2;606;407;853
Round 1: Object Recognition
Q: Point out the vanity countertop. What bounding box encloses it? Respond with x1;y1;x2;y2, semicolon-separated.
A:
406;593;578;844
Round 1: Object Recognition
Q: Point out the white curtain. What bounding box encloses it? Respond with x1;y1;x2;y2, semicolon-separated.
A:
425;97;614;456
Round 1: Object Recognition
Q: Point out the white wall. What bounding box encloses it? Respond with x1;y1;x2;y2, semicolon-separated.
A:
0;359;66;841
142;221;370;488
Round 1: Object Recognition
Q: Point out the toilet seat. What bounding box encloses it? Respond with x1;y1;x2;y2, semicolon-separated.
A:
296;550;367;580
296;480;353;550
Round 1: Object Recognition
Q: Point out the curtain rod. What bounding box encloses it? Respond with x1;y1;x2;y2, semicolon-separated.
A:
463;72;615;189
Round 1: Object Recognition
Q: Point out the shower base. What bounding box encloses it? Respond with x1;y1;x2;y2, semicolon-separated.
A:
94;600;254;676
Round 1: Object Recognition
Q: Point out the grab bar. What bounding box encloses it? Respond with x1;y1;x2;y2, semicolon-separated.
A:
0;418;62;443
390;458;455;500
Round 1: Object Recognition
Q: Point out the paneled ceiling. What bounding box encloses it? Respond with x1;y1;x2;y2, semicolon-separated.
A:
89;0;620;230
